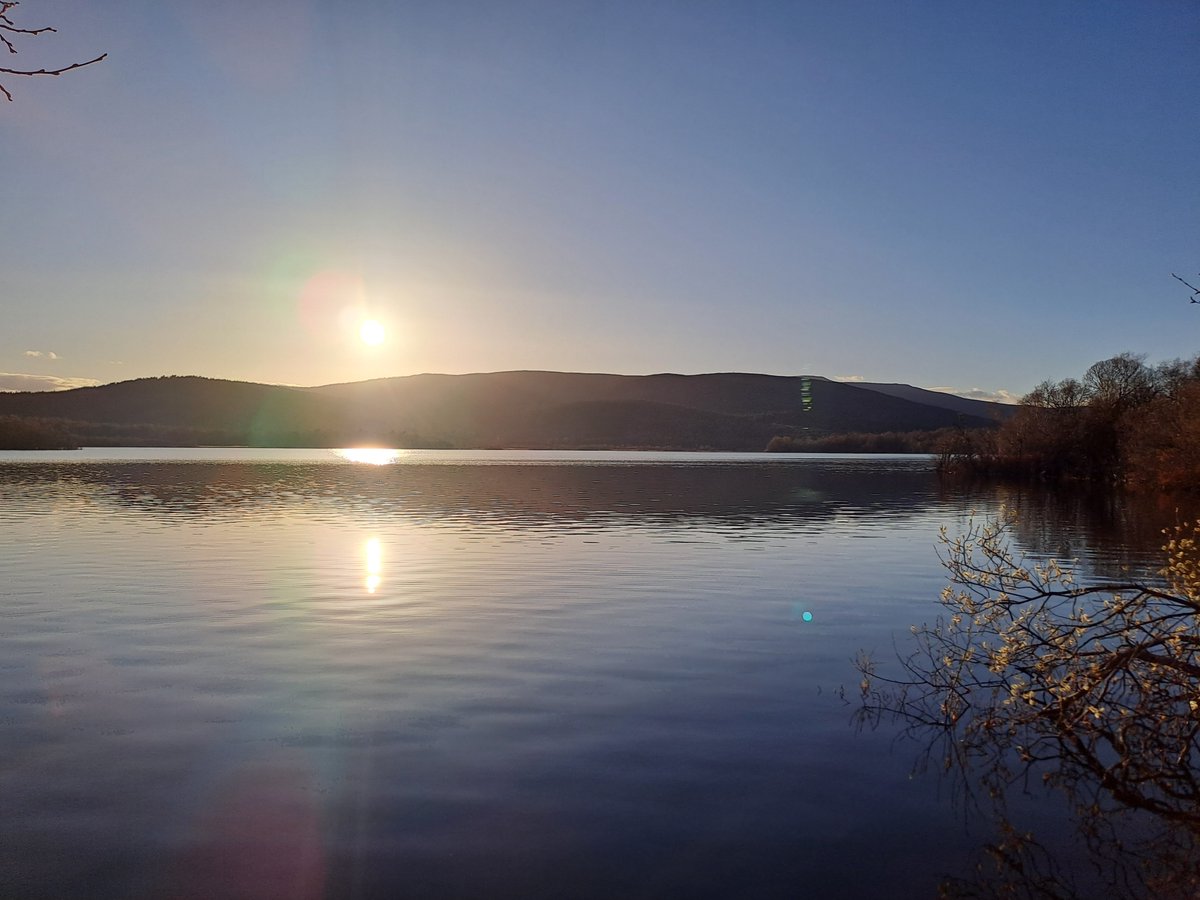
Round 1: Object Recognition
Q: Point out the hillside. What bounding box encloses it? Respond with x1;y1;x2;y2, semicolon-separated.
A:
0;372;1006;450
852;382;1014;420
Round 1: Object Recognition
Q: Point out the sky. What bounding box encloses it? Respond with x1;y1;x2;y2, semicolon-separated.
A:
2;1;1198;400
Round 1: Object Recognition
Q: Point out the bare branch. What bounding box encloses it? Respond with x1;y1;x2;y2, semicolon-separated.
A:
1173;272;1200;303
0;2;104;102
0;22;56;38
856;517;1200;897
0;53;107;78
0;2;54;37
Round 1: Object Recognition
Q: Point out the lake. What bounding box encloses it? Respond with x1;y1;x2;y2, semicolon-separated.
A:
0;450;1187;898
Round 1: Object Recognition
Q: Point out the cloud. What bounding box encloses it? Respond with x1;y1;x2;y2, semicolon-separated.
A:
930;386;1022;405
832;374;865;382
23;350;59;359
0;373;101;392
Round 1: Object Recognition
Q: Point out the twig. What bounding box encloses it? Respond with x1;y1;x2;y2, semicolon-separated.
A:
1172;273;1200;303
0;53;106;101
0;2;104;102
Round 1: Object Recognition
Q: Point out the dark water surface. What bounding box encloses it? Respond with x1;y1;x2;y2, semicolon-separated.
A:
0;450;1188;898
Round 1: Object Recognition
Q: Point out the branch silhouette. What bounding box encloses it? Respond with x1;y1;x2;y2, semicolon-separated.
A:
1172;273;1200;304
0;1;105;101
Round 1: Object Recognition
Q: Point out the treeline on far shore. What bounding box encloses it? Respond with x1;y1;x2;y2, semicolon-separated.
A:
0;416;454;451
0;416;80;450
2;415;991;455
938;352;1200;491
765;426;980;454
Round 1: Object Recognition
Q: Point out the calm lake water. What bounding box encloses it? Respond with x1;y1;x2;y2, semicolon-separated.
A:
0;450;1188;898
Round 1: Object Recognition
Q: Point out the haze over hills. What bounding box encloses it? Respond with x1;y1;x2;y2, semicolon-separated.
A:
0;371;1011;451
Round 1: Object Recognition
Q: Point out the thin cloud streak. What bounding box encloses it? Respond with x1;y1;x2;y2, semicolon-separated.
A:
0;373;101;392
930;386;1022;405
23;350;60;360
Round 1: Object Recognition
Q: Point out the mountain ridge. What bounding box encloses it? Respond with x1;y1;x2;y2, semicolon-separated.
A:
0;371;1011;450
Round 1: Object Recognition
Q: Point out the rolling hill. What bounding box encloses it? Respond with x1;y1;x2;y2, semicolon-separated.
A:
0;371;1010;450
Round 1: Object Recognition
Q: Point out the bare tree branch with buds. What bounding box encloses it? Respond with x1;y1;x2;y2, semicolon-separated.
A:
856;515;1200;898
0;1;105;101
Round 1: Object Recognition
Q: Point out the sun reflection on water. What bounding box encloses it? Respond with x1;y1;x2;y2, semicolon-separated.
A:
334;448;402;465
364;537;383;594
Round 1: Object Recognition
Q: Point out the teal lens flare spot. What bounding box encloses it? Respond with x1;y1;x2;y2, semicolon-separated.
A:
802;611;813;622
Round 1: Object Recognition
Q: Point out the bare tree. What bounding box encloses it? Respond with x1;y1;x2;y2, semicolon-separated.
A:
856;517;1200;897
1083;353;1157;411
1022;378;1088;410
0;1;105;101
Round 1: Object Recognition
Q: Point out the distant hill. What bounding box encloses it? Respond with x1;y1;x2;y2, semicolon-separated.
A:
851;382;1014;420
0;371;1007;450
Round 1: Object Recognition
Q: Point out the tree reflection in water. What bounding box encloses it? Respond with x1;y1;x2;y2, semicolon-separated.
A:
856;514;1199;899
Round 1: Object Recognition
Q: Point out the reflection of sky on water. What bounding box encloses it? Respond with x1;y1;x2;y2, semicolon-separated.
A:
2;451;1197;898
1;454;1193;569
0;454;942;540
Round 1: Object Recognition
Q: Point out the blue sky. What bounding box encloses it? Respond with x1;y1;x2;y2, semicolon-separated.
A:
3;1;1197;399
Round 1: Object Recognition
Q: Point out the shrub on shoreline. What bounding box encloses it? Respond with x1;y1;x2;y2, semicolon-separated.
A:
766;426;984;454
937;353;1200;491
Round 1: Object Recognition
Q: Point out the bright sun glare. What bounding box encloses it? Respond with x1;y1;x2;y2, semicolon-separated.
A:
364;537;383;595
359;318;386;346
335;448;402;465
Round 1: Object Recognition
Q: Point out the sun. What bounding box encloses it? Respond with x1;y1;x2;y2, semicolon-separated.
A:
359;318;386;346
